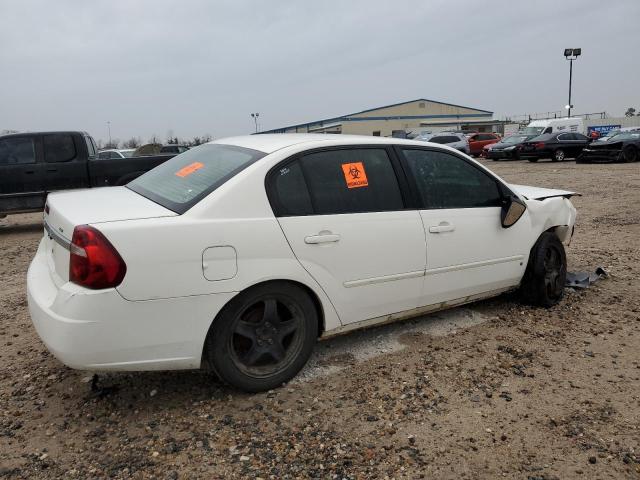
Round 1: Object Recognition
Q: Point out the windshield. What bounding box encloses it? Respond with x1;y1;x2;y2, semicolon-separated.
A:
521;126;545;135
502;135;529;144
608;132;640;141
127;143;265;213
120;150;134;158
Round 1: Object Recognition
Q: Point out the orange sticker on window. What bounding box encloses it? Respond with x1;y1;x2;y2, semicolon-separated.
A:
341;162;368;188
175;162;204;178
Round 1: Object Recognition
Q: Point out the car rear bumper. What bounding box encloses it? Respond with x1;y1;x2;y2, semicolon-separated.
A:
27;238;236;371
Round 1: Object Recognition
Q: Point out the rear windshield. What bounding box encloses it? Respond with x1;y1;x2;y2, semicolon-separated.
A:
127;143;265;213
430;135;461;144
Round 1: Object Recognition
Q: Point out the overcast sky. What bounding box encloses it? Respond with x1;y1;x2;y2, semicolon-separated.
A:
1;0;638;143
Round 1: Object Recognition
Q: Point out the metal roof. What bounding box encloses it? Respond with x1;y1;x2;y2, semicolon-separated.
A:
261;98;493;133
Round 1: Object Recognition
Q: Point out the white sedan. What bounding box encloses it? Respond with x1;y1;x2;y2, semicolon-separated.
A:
27;134;577;392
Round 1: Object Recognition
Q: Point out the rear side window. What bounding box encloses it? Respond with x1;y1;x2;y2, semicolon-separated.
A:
401;149;502;209
44;134;77;163
271;148;403;216
0;137;36;165
128;143;265;214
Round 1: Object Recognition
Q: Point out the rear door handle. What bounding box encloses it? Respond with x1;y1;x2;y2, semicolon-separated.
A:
429;222;455;233
304;233;341;244
46;168;58;173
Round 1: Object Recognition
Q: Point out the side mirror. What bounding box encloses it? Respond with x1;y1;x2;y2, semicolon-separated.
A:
501;196;527;228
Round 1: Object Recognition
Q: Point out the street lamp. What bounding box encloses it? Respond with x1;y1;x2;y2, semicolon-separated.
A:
107;121;112;146
563;48;581;118
250;113;260;133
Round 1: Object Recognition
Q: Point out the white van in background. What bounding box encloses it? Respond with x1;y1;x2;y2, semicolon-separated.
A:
522;118;585;136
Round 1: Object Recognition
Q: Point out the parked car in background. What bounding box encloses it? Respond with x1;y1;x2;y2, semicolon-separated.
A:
577;130;640;163
595;126;640;143
519;132;591;162
521;118;585;136
28;134;578;392
483;134;535;160
97;149;136;160
160;144;190;154
0;131;178;217
467;132;500;156
415;132;469;154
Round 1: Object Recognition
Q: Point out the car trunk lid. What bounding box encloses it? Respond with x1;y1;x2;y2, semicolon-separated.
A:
43;187;176;286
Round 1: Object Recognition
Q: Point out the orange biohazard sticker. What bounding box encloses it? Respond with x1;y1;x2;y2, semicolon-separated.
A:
341;162;368;189
175;162;204;178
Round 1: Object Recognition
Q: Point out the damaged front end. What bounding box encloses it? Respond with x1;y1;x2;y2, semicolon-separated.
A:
509;184;578;244
578;142;624;163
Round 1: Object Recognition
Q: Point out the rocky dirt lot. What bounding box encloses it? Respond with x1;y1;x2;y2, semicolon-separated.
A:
1;159;639;479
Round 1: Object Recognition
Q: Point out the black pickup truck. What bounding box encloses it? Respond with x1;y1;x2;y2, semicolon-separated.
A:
0;131;176;217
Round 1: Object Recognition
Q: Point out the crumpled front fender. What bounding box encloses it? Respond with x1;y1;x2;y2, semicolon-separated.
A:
525;196;577;244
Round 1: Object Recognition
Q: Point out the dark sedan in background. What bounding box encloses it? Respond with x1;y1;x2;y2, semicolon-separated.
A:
577;130;640;163
519;132;591;162
483;134;535;160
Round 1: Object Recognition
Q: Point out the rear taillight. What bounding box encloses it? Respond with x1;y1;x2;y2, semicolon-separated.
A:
69;225;126;289
534;142;546;149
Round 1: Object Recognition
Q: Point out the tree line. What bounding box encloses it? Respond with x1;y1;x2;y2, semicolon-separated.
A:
99;133;213;150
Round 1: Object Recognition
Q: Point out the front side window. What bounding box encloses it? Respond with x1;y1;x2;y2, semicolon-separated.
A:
401;149;502;209
269;148;404;216
97;151;110;160
128;143;265;214
0;137;36;165
44;134;77;163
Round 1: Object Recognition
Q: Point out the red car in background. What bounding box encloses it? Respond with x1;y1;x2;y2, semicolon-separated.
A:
467;132;501;156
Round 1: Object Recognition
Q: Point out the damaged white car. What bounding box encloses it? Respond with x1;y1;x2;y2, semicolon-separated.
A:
27;134;577;392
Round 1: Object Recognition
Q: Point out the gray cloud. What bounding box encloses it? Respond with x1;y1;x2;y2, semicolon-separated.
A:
1;0;638;143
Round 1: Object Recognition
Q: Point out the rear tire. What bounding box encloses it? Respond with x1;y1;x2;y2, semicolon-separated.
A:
622;145;637;163
203;282;318;392
552;149;565;162
520;232;567;308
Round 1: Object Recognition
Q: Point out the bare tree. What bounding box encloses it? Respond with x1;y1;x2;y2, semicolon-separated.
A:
202;134;212;143
123;137;141;149
148;135;161;145
625;107;637;117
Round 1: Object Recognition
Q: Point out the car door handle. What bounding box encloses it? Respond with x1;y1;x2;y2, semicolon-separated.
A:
46;168;58;172
429;222;455;233
304;233;341;244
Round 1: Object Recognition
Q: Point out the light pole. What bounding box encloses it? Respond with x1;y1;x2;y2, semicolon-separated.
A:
107;121;112;146
563;48;581;118
250;113;259;133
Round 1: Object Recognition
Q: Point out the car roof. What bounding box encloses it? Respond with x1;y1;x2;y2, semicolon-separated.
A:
210;133;440;154
0;130;90;139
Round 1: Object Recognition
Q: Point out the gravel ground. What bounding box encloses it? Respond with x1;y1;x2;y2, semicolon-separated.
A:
1;159;639;479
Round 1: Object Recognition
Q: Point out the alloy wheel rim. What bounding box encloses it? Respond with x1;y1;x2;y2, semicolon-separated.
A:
229;297;304;378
